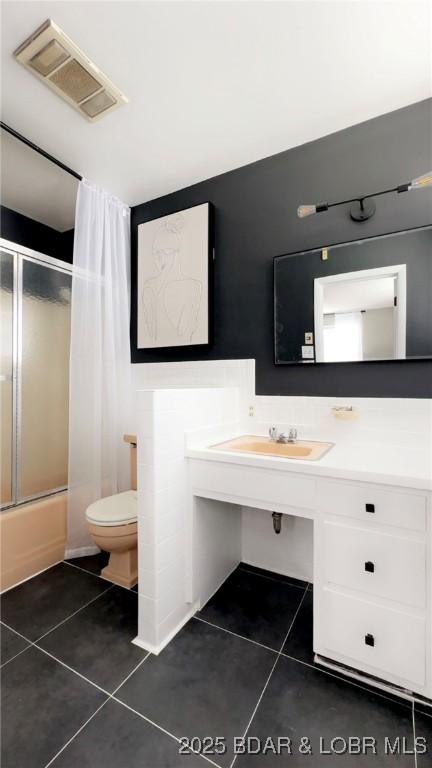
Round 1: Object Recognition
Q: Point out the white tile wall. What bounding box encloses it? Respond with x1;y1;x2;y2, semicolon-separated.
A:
133;357;431;451
246;396;431;451
136;385;240;652
132;358;253;392
132;358;431;647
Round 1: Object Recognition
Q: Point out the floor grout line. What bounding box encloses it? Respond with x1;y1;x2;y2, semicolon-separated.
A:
0;643;32;669
35;585;114;643
63;559;137;594
110;695;221;768
193;616;278;655
111;652;151;696
2;574;212;768
39;643;217;768
412;701;418;768
34;644;112;696
0;620;35;668
1;583;114;663
1;620;146;703
277;584;310;653
195;594;416;714
4;568;420;720
41;653;152;768
229;584;309;768
43;699;110;768
1;619;34;643
238;565;308;591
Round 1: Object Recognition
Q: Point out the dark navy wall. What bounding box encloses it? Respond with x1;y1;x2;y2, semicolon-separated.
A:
131;99;432;397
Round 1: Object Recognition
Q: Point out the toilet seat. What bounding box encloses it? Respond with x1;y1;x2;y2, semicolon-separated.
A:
85;490;137;527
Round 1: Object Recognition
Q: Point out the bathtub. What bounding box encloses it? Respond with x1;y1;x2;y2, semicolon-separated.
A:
0;492;67;592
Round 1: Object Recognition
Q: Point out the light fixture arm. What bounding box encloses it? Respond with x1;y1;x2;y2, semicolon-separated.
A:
326;183;413;211
297;172;432;220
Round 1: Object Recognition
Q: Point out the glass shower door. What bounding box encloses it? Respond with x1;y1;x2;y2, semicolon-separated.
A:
0;249;15;507
19;258;72;500
0;244;72;509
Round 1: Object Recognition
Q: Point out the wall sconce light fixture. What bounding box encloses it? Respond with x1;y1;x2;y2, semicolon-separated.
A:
297;172;432;222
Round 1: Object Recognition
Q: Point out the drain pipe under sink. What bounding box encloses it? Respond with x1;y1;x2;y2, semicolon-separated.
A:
272;511;282;534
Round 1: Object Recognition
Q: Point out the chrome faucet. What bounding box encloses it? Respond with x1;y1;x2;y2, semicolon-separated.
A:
269;426;298;444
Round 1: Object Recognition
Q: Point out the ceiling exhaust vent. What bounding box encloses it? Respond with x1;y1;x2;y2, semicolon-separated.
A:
14;19;128;121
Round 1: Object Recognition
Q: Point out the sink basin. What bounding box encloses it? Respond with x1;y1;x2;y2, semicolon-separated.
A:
210;435;334;461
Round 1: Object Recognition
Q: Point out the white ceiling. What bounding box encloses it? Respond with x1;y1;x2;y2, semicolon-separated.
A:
323;276;395;313
1;129;78;231
1;1;431;207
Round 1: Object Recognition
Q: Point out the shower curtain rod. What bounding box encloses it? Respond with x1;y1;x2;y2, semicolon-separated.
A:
1;121;82;181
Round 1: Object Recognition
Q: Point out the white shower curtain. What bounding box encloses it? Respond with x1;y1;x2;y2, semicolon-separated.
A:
67;179;132;556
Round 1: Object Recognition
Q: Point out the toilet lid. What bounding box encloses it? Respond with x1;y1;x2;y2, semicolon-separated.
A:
85;490;137;526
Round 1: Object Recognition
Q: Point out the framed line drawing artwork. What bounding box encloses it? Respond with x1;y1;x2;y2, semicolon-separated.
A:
137;202;212;349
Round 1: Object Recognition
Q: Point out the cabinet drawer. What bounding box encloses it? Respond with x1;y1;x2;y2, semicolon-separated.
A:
321;521;426;608
318;480;426;532
318;588;426;686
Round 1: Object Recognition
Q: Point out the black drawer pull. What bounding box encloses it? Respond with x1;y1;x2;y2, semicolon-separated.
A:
365;503;375;513
365;633;375;647
365;561;375;573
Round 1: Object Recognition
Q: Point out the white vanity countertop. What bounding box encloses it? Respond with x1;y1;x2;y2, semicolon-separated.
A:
185;428;432;491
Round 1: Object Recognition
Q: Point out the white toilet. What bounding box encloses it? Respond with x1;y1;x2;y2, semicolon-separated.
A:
85;435;138;588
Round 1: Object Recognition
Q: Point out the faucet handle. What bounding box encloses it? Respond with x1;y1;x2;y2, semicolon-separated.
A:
288;427;298;441
269;426;278;440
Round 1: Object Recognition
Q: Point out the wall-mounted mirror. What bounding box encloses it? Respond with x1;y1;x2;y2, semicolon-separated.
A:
274;226;432;364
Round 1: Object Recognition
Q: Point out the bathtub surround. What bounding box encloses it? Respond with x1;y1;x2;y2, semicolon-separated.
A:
67;181;132;556
131;98;432;397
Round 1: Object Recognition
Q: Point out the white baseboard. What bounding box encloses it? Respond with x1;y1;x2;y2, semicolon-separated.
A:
132;602;199;656
65;545;100;559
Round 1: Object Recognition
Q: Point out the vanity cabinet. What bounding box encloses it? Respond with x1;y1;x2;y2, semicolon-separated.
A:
314;478;431;698
188;456;431;701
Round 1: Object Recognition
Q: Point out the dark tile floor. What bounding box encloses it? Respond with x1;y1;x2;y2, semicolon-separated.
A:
197;566;306;651
1;559;430;768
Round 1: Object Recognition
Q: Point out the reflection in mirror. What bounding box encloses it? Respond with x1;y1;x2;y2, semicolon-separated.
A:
316;266;405;362
274;227;432;365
